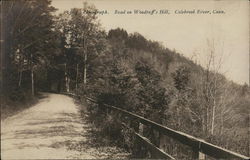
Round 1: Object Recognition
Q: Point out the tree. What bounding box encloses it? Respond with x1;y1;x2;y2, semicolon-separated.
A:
126;32;148;50
1;0;56;96
68;3;99;85
194;38;228;135
108;28;128;41
56;3;105;92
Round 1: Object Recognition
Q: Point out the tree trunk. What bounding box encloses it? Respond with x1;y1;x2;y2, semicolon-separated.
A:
75;63;78;90
83;53;87;84
220;111;224;135
201;114;205;134
18;70;23;88
211;98;216;135
206;107;209;134
64;63;69;92
31;66;34;96
18;52;23;88
30;54;34;96
67;78;70;92
83;37;87;85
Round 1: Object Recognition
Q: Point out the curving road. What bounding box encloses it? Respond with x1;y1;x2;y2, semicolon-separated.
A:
1;93;129;159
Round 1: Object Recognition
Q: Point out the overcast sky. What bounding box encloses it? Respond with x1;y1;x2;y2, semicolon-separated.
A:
51;0;249;85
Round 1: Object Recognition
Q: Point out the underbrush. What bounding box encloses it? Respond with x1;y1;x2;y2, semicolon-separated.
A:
1;89;38;120
74;96;132;159
82;98;142;158
81;95;250;159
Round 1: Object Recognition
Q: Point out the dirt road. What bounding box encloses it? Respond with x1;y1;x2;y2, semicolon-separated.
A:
1;93;129;159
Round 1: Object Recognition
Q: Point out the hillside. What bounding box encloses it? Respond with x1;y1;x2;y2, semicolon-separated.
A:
84;27;249;158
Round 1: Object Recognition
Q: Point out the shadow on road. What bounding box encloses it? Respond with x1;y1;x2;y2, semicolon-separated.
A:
2;102;130;159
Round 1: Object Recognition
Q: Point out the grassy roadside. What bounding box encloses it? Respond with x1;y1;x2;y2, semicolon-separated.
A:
1;92;42;120
74;96;132;159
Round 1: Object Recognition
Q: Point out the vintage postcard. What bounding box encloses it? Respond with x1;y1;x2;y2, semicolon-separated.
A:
1;0;249;159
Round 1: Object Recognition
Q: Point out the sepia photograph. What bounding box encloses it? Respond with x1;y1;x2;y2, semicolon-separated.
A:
1;0;249;159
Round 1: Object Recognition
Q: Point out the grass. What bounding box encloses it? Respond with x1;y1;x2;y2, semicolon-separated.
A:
0;92;44;120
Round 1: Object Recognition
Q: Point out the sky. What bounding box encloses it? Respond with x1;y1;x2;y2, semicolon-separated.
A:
51;0;249;85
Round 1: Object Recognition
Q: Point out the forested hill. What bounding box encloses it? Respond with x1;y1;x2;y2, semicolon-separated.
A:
1;1;249;158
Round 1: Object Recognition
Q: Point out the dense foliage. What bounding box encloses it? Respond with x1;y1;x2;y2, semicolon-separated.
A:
1;1;249;158
1;0;56;118
85;27;249;158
